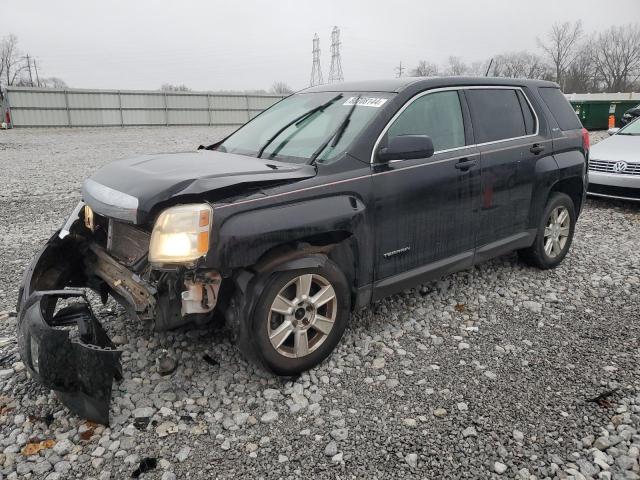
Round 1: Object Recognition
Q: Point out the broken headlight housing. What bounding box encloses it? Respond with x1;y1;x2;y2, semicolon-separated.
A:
148;203;213;265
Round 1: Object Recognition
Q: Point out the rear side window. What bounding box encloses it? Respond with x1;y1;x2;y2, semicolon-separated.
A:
387;90;465;151
516;90;536;135
465;89;527;143
538;87;582;131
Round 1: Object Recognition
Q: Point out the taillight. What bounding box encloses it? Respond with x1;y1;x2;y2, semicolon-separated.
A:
581;127;590;152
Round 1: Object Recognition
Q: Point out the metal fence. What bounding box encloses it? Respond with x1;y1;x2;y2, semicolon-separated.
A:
0;87;286;128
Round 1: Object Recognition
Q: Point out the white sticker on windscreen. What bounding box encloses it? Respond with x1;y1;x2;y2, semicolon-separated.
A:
343;97;388;107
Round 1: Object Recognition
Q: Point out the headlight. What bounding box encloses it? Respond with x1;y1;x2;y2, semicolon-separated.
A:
149;203;213;264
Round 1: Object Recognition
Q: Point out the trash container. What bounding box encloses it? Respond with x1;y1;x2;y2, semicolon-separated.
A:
570;100;639;130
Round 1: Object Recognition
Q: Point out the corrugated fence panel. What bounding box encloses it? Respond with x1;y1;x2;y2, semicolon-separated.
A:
68;92;120;109
166;94;208;109
167;110;209;125
2;87;286;127
70;109;121;126
120;93;165;109
122;109;166;125
11;90;67;108
211;110;248;124
210;95;247;110
12;109;68;126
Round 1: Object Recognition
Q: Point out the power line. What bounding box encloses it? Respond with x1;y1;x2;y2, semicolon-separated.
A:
309;33;324;87
25;54;34;86
328;26;344;84
395;61;405;78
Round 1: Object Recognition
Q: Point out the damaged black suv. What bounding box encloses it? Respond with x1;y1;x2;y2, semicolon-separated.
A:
17;77;588;423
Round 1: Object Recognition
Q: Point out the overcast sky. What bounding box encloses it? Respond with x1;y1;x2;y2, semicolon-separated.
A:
2;0;639;92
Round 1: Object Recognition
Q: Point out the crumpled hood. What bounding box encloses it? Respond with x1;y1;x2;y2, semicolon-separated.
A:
83;150;316;224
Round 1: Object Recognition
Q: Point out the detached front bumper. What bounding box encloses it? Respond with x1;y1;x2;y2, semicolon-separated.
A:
16;223;152;425
17;289;122;425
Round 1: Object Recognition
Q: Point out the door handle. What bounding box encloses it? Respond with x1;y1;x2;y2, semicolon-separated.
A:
454;159;477;171
530;143;545;155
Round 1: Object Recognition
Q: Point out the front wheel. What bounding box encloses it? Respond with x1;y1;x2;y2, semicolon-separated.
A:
518;192;576;269
239;259;351;376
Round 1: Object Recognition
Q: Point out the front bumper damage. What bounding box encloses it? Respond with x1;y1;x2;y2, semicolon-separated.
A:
17;210;220;424
17;290;122;425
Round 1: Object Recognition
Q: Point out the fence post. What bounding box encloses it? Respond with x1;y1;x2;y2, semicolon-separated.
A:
63;89;71;127
245;95;251;123
207;93;212;126
164;92;169;126
118;91;124;127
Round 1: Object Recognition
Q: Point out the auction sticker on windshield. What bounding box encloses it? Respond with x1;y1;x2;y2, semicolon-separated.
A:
343;97;388;107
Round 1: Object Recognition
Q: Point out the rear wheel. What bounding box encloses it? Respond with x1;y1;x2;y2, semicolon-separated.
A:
518;192;576;269
239;259;350;375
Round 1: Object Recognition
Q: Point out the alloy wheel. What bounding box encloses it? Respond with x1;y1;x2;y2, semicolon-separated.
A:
267;274;337;358
543;206;570;258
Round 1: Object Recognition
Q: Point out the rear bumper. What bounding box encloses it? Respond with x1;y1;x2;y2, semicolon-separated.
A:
17;289;122;425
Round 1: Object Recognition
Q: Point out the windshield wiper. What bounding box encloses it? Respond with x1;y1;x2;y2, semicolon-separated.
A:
256;94;343;159
308;95;361;165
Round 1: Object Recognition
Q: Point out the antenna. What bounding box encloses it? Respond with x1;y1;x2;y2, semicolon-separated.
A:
310;33;324;87
328;26;344;83
395;61;405;78
485;58;494;77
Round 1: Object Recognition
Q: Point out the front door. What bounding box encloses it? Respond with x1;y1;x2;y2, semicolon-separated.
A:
372;89;480;291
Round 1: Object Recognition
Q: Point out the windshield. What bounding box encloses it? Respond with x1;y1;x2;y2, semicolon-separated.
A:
217;91;394;164
618;117;640;135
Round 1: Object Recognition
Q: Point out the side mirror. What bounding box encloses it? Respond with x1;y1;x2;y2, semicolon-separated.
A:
377;135;435;162
608;127;620;136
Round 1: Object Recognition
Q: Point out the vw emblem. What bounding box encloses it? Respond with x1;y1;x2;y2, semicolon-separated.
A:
613;161;628;173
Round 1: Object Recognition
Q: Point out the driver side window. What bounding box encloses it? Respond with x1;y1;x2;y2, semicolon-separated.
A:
387;90;465;152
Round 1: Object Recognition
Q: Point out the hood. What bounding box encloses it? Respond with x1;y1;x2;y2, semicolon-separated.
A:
82;150;316;224
590;134;640;164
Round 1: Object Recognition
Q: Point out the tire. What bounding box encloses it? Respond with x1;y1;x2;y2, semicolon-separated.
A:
239;259;351;376
518;192;576;269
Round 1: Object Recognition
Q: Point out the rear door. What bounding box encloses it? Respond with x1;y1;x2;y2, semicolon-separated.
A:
464;87;546;252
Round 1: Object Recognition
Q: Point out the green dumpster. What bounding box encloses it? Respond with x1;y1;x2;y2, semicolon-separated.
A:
570;100;639;130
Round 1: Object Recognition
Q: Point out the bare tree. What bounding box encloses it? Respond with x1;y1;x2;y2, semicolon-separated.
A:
444;56;467;76
563;41;598;92
491;51;549;79
42;77;68;88
0;34;28;86
160;83;191;92
538;21;583;88
270;81;294;94
409;60;439;77
592;24;640;92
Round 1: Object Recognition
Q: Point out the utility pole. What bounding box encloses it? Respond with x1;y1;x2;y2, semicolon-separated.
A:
309;33;324;87
33;59;41;87
328;26;344;84
25;54;34;86
395;61;405;78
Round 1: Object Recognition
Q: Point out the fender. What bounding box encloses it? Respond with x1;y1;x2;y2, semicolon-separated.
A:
209;194;370;280
224;253;329;373
526;154;560;231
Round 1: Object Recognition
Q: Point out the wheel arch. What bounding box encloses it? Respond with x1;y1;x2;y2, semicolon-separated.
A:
548;175;585;216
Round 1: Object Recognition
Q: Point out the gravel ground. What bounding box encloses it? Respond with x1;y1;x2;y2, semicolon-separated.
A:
0;127;638;480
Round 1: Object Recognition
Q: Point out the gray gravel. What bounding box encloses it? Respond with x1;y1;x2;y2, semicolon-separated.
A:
0;127;639;479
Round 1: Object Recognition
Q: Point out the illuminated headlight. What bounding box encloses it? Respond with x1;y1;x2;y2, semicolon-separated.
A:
149;203;213;264
84;204;95;231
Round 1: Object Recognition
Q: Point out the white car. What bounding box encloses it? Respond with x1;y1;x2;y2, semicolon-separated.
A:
588;118;640;201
